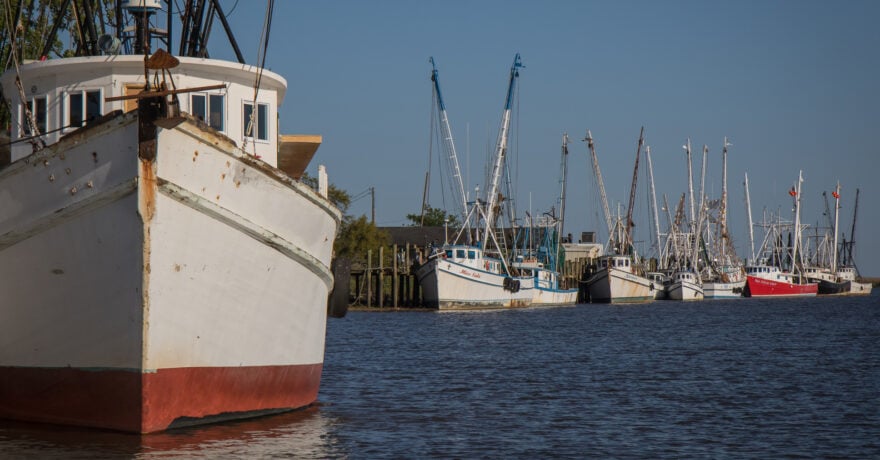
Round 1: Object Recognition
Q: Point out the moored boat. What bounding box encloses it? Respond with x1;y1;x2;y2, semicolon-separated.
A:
743;171;817;299
743;265;818;297
585;255;654;303
415;55;534;309
0;2;340;433
646;271;669;300
416;245;534;309
667;269;704;301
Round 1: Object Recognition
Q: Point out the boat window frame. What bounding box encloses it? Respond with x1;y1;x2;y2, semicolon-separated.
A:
20;95;48;137
190;92;226;132
242;100;270;142
63;88;103;131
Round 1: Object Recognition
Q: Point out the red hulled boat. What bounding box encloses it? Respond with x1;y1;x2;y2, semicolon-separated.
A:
743;265;817;297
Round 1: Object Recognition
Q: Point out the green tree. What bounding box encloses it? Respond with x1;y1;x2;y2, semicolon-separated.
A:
299;172;388;261
334;215;390;260
405;205;459;227
1;1;117;131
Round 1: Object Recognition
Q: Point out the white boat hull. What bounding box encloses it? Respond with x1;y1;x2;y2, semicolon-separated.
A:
0;114;340;433
703;280;746;299
667;280;705;301
585;267;653;304
532;286;579;305
416;258;534;309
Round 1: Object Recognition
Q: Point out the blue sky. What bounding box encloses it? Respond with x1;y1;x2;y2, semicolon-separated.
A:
208;0;879;276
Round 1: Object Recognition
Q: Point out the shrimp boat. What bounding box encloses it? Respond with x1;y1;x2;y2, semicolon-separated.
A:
415;55;534;309
805;184;872;296
743;171;817;298
700;139;745;299
510;134;578;306
583;128;653;304
0;2;340;433
667;270;704;301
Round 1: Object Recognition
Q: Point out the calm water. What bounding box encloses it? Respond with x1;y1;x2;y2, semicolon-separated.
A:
2;294;879;458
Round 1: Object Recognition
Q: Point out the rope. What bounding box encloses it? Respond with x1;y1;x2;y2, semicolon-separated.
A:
245;0;273;156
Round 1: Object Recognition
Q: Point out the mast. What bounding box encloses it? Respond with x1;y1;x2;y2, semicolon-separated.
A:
719;137;730;259
684;138;696;225
691;145;707;281
744;173;755;263
791;170;804;274
847;188;860;268
429;57;468;227
482;53;523;249
585;130;613;237
645;145;662;262
832;182;840;273
624;127;645;254
556;133;570;270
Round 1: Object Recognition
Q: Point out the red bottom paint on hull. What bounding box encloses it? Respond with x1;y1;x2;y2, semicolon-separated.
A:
744;275;818;298
0;364;322;433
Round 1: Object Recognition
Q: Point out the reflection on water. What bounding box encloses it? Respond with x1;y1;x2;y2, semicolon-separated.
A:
0;405;343;459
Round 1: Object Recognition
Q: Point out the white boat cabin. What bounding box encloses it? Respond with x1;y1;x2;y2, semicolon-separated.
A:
745;265;794;283
803;267;835;282
439;245;503;274
672;270;698;284
836;266;857;281
2;55;287;168
598;255;636;274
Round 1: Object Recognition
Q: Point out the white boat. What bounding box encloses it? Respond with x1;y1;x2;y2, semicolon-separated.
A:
702;265;746;299
511;134;578;306
416;55;534;309
667;270;704;301
0;3;340;433
582;128;654;304
646;271;669;300
585;255;654;303
417;245;534;309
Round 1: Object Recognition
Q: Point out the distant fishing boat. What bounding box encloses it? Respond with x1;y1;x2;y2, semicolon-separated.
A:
415;55;534;309
805;183;872;296
667;269;704;301
583;128;653;304
743;171;817;298
700;138;745;299
646;271;669;300
0;2;340;433
511;134;578;306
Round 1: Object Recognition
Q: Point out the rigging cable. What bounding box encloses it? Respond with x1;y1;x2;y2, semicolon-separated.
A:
245;0;273;156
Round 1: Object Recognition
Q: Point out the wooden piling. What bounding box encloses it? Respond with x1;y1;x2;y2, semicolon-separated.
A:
366;249;372;308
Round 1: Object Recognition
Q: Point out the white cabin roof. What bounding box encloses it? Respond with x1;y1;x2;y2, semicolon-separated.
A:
2;55;289;166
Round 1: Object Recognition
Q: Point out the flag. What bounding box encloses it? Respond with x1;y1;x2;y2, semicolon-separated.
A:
832;191;839;199
788;187;797;197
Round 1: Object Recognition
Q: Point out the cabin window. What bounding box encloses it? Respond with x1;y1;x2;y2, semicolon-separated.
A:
191;93;225;132
445;250;453;258
468;251;475;259
456;249;465;259
67;90;102;128
21;96;48;136
243;101;269;141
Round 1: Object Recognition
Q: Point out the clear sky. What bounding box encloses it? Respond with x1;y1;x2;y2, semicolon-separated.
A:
209;0;879;276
